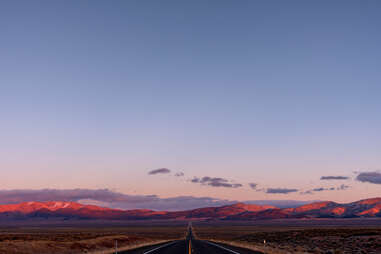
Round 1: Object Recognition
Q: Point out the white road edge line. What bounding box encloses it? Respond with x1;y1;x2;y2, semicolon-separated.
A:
204;241;241;254
143;241;178;254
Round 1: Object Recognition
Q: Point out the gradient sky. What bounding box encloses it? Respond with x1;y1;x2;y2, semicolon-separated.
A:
1;1;381;206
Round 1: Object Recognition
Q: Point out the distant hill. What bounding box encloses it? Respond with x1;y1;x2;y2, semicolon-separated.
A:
226;198;381;220
0;198;380;221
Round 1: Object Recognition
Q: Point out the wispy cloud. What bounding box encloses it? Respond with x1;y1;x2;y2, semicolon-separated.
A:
300;190;313;195
266;188;298;194
0;189;234;211
148;168;171;175
0;189;318;210
320;176;349;180
0;189;155;205
248;183;257;190
313;187;335;192
174;172;184;177
191;176;242;188
301;185;349;195
337;184;350;190
356;171;381;184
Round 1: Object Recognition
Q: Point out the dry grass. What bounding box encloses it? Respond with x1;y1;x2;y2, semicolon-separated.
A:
193;220;381;254
1;219;381;253
0;222;187;254
88;240;169;254
209;240;293;254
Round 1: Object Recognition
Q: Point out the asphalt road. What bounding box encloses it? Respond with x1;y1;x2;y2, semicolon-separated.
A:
120;224;263;254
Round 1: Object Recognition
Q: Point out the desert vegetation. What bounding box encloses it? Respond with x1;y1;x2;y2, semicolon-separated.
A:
0;222;186;254
1;219;381;253
193;220;381;254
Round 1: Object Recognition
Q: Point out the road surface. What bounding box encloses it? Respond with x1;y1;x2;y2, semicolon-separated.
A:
120;223;263;254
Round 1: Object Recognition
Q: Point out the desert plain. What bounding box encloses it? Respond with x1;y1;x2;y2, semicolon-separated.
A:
0;219;381;254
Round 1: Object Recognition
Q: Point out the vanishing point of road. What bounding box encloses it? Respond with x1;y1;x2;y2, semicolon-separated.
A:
120;223;263;254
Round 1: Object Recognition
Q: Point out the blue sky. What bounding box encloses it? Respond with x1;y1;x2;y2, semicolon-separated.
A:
1;1;380;206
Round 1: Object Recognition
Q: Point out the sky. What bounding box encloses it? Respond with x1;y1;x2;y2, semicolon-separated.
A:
1;0;381;210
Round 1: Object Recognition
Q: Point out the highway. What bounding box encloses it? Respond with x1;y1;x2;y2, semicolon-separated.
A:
120;223;263;254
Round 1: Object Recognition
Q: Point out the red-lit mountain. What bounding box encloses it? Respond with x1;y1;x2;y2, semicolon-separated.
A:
0;198;380;221
226;198;381;220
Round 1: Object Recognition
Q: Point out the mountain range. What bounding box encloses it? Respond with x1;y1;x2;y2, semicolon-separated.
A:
0;198;380;221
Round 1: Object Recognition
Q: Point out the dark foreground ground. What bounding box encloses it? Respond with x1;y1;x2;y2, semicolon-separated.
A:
0;219;380;253
193;219;381;254
0;220;187;254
